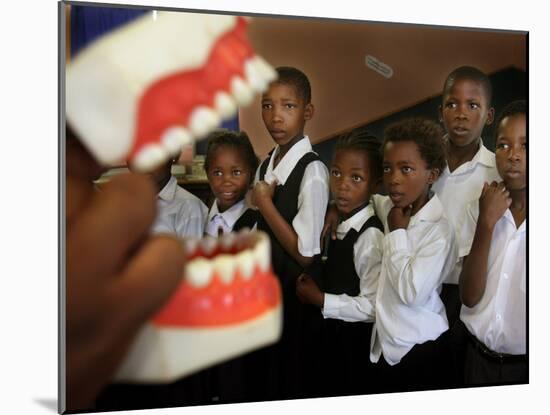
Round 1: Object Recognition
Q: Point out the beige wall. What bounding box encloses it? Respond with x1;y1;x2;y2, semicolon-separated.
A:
239;16;526;159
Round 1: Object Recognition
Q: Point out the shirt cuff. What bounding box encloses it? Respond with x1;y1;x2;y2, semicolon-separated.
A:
322;293;340;319
385;228;408;252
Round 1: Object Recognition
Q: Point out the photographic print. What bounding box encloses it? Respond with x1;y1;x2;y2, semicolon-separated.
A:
60;0;527;413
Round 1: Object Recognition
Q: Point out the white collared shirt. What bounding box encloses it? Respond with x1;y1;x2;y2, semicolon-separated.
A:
370;194;457;365
432;138;501;284
322;203;384;323
152;176;208;238
204;199;249;237
254;136;330;257
459;202;526;355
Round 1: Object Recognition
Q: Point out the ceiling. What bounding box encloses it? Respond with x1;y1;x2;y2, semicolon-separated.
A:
238;15;526;157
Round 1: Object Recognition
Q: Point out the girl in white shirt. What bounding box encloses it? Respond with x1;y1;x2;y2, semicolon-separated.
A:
296;131;384;397
459;100;526;385
204;129;259;238
370;118;457;392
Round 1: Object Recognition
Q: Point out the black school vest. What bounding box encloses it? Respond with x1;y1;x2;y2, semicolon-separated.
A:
257;151;321;289
321;212;383;296
232;208;258;232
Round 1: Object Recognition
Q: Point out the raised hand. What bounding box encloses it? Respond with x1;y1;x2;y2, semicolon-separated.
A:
388;204;413;231
478;181;511;230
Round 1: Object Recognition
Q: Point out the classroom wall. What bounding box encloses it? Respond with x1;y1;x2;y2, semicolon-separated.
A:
237;16;526;160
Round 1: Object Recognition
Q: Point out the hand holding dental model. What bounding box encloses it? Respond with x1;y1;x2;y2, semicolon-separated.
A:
65;10;280;411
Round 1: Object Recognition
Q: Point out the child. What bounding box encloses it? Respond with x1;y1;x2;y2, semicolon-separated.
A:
132;156;208;238
204;129;259;237
200;128;259;403
247;66;330;400
433;66;501;328
296;131;384;397
370;118;457;392
458;100;526;385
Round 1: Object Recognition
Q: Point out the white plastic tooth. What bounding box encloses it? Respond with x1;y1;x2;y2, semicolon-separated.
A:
132;143;169;172
254;235;271;273
230;76;254;107
244;58;268;92
160;126;193;156
213;254;236;284
214;91;238;120
200;236;218;256
220;232;236;251
185;258;214;288
188;106;221;139
236;249;255;280
183;237;199;257
253;56;278;86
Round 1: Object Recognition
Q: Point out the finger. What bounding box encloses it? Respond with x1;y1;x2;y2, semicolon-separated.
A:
67;173;157;280
110;234;185;329
66;135;106;224
505;197;512;208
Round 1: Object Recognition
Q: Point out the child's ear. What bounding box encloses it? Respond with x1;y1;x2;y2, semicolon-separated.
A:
304;103;314;121
486;107;495;126
427;168;440;185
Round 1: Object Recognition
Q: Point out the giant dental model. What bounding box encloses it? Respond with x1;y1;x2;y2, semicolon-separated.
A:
115;231;281;382
66;11;276;171
66;11;282;382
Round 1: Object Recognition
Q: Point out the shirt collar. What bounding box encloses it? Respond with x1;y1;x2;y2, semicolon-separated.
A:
207;199;248;230
158;176;178;201
336;203;376;239
442;135;496;176
265;136;313;185
502;209;527;234
409;193;444;227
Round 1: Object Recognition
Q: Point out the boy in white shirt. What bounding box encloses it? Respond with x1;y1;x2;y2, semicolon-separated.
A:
459;100;526;385
433;66;501;326
370;118;457;392
136;156;208;238
247;66;330;400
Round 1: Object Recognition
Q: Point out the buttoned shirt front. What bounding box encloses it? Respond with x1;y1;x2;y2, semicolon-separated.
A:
432;138;501;284
370;194;457;365
459;203;526;355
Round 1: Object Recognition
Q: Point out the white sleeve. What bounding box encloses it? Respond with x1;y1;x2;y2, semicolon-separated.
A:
292;161;330;257
322;227;383;322
175;198;208;238
384;223;455;306
457;200;479;258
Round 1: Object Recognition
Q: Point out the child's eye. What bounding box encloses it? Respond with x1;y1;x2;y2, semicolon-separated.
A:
213;170;223;176
469;103;480;109
261;103;272;110
233;169;242;176
445;102;456;109
285;103;296;109
496;143;510;150
352;175;363;182
331;169;341;177
402;166;413;174
383;166;391;173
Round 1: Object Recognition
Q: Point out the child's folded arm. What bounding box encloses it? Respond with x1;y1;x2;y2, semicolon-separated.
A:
384;225;455;307
322;228;383;322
